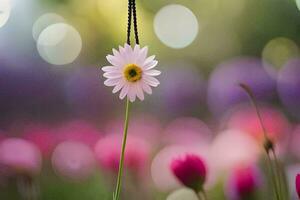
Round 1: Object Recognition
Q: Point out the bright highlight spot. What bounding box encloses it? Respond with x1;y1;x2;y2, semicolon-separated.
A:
0;0;11;28
154;4;199;49
262;37;299;70
166;188;198;200
32;13;65;41
37;23;82;65
296;0;300;11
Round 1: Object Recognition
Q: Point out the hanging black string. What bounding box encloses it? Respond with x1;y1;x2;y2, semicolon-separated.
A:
132;0;139;45
126;0;139;45
126;0;132;45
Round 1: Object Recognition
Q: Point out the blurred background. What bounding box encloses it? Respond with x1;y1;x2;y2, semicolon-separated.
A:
1;0;300;199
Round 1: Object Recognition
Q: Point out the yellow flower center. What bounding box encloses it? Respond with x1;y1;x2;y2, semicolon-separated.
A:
123;64;142;82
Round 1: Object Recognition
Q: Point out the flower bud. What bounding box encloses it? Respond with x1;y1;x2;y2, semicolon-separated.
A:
226;165;261;200
170;154;206;192
295;174;300;199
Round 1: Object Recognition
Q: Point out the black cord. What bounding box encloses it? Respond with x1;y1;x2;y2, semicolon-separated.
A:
131;0;139;45
126;0;132;45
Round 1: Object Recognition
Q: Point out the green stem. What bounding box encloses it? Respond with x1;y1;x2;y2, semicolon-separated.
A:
196;192;202;200
113;99;131;200
239;83;283;200
266;152;281;200
272;149;287;200
201;189;208;200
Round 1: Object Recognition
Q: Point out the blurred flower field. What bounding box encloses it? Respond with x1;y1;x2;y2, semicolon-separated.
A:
1;0;300;200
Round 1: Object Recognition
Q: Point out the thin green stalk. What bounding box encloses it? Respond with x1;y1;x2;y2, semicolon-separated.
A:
239;83;283;200
272;149;289;200
201;189;208;200
113;99;131;200
196;192;202;200
266;152;281;200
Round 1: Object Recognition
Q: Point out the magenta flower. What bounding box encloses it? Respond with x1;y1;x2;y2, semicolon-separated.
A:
0;138;42;176
226;165;261;200
296;174;300;199
170;154;207;192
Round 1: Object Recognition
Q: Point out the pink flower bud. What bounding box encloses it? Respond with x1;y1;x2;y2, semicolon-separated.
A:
226;165;261;200
296;174;300;199
0;138;42;176
170;154;207;192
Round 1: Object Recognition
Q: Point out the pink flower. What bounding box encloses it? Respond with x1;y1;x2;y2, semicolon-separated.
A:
296;174;300;199
94;134;150;175
22;124;57;156
56;120;102;148
51;141;96;181
226;165;262;200
105;114;162;146
0;138;42;176
102;44;160;102
162;117;212;146
170;154;207;192
225;105;290;143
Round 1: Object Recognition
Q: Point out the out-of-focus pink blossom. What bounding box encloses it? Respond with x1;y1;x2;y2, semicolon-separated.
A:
171;154;207;192
296;174;300;199
226;165;262;200
162;117;212;146
51;141;96;181
105;114;162;146
210;129;260;173
0;131;7;142
0;138;42;176
94;134;150;176
151;145;213;191
290;125;300;160
225;105;290;143
22;124;57;156
56;120;102;148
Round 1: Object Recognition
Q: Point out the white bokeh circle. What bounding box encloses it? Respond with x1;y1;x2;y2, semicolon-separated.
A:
166;188;198;200
32;13;65;41
37;23;82;65
0;0;11;28
154;4;199;49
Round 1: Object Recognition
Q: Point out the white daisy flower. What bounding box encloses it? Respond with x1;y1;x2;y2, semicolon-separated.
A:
102;43;161;102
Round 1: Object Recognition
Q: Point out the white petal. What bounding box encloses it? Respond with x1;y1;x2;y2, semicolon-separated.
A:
106;55;122;66
128;86;137;102
143;75;160;87
136;46;148;65
102;66;117;72
103;71;122;79
133;45;141;63
135;83;144;101
119;45;126;57
143;55;155;66
144;69;161;76
119;83;130;99
124;44;134;63
112;80;125;93
144;60;158;70
104;78;121;86
112;48;120;57
141;81;152;94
